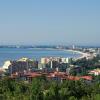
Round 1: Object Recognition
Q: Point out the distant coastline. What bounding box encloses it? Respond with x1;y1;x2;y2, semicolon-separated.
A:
0;48;81;67
26;47;89;60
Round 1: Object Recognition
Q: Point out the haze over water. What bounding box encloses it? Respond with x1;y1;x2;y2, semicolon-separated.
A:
0;48;81;67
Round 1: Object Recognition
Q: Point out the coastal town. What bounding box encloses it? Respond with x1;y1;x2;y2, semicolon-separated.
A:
0;45;100;83
0;0;100;99
0;46;100;99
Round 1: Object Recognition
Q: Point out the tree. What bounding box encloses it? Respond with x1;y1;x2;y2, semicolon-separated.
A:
59;87;70;100
31;78;43;100
69;96;77;100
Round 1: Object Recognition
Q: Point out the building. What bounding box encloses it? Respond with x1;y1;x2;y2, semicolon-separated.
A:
8;58;38;75
38;63;46;70
40;57;70;70
89;69;100;76
61;58;72;63
41;58;50;64
2;60;11;70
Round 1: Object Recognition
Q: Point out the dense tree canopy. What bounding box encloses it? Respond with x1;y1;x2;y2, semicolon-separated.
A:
0;76;100;100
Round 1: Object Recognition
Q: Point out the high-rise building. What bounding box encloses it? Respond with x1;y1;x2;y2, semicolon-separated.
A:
72;45;75;50
41;58;50;64
8;58;38;75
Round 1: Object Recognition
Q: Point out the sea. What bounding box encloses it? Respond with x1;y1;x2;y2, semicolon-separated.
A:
0;48;81;67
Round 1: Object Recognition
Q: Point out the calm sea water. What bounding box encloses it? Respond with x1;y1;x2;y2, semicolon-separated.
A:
0;48;81;66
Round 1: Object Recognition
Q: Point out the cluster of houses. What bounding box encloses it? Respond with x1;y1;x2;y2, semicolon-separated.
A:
9;70;92;83
0;57;95;83
1;57;72;74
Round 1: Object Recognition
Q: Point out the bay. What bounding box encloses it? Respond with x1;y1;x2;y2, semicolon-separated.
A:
0;48;81;66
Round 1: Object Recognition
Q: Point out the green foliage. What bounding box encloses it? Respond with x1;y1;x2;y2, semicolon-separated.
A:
31;78;43;100
0;77;30;100
0;77;100;100
72;56;100;75
94;94;100;100
69;96;77;100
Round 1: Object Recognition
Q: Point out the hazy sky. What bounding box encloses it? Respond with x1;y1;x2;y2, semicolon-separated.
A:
0;0;100;45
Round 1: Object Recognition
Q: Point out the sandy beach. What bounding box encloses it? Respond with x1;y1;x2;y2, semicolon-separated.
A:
66;49;91;60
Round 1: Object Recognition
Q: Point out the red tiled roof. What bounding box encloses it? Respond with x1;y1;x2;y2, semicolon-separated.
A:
24;72;42;78
67;76;80;81
80;76;92;80
10;71;93;81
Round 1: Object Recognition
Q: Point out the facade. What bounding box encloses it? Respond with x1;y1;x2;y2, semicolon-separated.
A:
2;60;11;70
61;58;71;63
41;58;50;64
89;69;100;76
38;63;46;69
8;58;38;75
40;57;71;70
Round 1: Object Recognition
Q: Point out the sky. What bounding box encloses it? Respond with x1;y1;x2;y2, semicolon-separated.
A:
0;0;100;46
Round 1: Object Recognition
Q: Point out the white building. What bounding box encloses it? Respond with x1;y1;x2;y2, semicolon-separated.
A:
2;61;11;70
89;69;100;76
61;58;70;63
41;58;50;64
